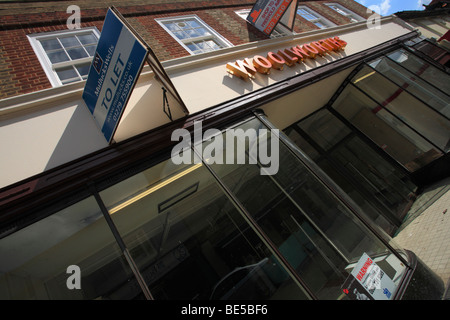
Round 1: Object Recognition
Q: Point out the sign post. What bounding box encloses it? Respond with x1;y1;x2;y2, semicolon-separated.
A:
246;0;299;36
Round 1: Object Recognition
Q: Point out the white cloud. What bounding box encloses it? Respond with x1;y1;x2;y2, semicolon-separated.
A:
368;0;391;15
380;0;391;15
417;0;432;9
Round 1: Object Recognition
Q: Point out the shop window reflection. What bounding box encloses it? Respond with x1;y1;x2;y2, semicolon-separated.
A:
285;110;417;235
351;66;450;152
369;57;450;119
100;156;308;300
331;85;443;171
197;117;408;299
0;196;134;300
387;49;450;95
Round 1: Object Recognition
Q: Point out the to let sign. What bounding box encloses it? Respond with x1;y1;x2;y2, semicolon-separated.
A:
247;0;293;36
82;8;148;143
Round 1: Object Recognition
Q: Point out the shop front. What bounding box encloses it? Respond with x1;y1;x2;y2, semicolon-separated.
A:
0;16;448;300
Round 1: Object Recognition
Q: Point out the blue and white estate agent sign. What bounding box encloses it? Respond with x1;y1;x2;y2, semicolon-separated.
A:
82;8;148;143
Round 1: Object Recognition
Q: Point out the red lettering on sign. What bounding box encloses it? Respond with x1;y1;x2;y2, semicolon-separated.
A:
226;58;257;80
226;35;348;81
250;9;262;23
356;257;373;281
289;45;309;60
267;51;286;70
253;55;272;74
278;49;298;66
303;44;319;58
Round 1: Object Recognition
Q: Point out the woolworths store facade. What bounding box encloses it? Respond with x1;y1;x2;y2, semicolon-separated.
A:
0;10;448;300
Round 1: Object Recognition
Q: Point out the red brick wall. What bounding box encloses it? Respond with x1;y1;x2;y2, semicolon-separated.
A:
0;0;369;100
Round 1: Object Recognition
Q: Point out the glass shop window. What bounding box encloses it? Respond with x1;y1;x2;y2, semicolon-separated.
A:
351;66;450;152
0;196;135;300
100;155;308;300
194;117;408;300
369;56;450;119
387;49;450;95
331;85;443;172
293;109;417;228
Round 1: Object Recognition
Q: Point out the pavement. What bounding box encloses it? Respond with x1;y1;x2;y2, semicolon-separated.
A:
392;176;450;299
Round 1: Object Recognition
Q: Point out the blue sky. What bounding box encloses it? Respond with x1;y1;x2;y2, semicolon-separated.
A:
355;0;433;15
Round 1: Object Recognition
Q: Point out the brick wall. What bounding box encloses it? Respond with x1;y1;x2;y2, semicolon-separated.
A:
0;0;370;100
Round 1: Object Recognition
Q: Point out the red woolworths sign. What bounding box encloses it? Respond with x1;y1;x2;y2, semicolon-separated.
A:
226;36;347;80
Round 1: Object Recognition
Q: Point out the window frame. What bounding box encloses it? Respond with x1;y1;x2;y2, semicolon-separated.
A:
296;6;337;29
235;9;294;38
325;3;365;23
28;27;100;87
155;15;233;55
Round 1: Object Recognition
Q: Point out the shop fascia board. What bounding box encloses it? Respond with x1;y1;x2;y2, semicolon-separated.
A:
0;15;413;119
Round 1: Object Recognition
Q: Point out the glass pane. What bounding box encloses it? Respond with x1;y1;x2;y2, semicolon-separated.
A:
66;47;89;60
332;85;443;171
314;22;327;29
100;157;308;300
40;38;62;51
317;158;397;236
76;63;91;77
186;20;202;28
56;66;79;82
285;127;321;161
165;23;180;32
291;111;417;232
297;109;351;151
77;34;97;45
205;40;220;50
286;128;398;235
47;50;69;63
352;67;450;152
184;28;201;38
195;41;213;52
186;43;201;54
196;117;408;299
330;136;415;216
173;30;188;40
387;49;450;95
84;45;97;56
0;197;138;299
298;9;317;21
59;36;81;48
370;57;450;118
195;27;211;37
177;21;190;29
